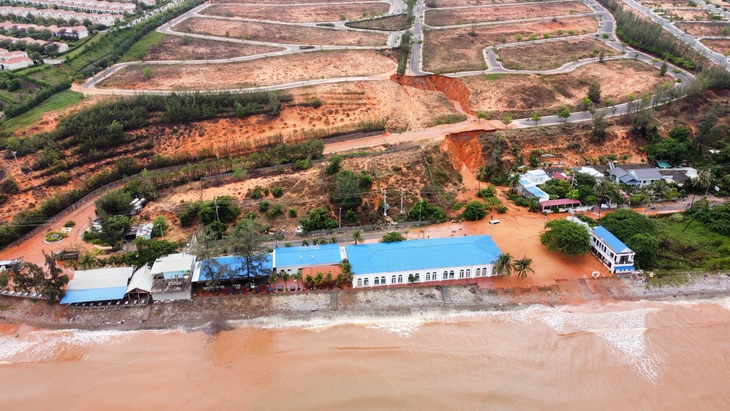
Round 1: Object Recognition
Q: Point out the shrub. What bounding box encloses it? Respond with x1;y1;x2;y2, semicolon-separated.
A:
250;186;263;199
462;201;487;221
271;186;284;198
259;201;271;213
63;221;76;228
288;209;298;218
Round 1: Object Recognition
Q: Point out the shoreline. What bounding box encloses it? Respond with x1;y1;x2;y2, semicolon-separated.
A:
1;275;730;332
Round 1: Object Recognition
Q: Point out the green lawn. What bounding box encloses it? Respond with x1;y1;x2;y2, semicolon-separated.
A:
653;213;730;272
1;90;84;134
120;31;166;62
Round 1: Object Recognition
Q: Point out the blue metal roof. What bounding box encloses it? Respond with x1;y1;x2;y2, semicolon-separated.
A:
593;226;632;254
274;243;342;268
345;235;502;275
519;177;549;199
194;254;272;283
60;287;128;304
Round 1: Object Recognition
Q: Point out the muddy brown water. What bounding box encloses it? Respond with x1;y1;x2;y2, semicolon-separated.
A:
1;298;729;409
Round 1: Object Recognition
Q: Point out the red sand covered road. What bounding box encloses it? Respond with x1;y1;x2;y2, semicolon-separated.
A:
0;198;98;270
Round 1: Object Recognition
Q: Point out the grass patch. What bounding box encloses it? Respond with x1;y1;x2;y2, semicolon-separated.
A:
1;90;84;133
120;31;166;62
653;213;730;272
483;73;503;81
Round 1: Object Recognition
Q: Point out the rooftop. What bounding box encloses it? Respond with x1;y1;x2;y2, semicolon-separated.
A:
592;226;632;254
344;235;502;275
150;253;195;278
539;199;581;207
274;243;342;268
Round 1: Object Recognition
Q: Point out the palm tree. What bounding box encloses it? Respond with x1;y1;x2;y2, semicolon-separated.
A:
293;270;302;290
494;253;514;276
690;169;712;207
282;272;290;291
594;179;617;218
408;273;416;285
352;229;363;245
78;251;98;270
514;256;535;280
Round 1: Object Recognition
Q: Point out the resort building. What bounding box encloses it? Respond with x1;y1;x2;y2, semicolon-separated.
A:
609;167;662;187
150;253;195;282
272;243;343;274
590;226;635;274
0;49;33;70
539;198;581;213
345;235;502;288
126;265;153;302
523;169;551;186
518;176;550;203
60;267;134;305
0;6;120;25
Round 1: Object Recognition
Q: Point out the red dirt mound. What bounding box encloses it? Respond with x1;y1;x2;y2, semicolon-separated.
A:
391;74;474;115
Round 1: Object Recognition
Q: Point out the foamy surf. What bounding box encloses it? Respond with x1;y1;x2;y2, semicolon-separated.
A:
0;329;132;364
539;307;662;384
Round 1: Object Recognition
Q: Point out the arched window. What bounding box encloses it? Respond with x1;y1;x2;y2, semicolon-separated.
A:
459;269;465;278
398;275;403;283
364;278;369;286
483;267;488;276
374;277;380;286
392;275;396;284
381;276;386;285
449;270;454;279
466;269;471;277
426;272;431;281
443;271;448;280
415;273;420;282
476;268;481;277
357;278;362;287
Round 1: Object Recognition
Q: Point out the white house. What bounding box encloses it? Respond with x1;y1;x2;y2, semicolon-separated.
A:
524;169;551;186
590;226;635;274
518;176;550;203
150;253;195;281
609;167;662;187
345;235;503;288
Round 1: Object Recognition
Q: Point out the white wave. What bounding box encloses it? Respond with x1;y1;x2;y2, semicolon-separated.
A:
539;307;662;384
0;329;132;364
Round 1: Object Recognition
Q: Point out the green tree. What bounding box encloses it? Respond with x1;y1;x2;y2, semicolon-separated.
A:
331;170;364;210
325;155;343;175
193;227;227;291
626;233;658;269
380;231;406;243
503;113;513;125
659;60;667;76
530;111;541;125
95;189;133;216
598;209;656;241
540;219;591;257
125;238;179;268
557;105;571;122
594;179;620;218
227;218;272;280
282;272;290;290
143;67;154;80
462;201;487;221
514;256;535;280
152;216;168;238
78;251;98;270
588;82;601;103
352;229;363;245
494;253;514;276
300;208;338;232
592;111;610;142
24;252;69;302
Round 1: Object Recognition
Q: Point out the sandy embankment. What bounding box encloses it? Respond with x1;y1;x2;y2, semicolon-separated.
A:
2;275;730;332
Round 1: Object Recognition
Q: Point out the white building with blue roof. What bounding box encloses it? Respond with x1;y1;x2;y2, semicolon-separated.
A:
345;235;503;288
518;176;550;203
273;243;343;274
590;226;635;273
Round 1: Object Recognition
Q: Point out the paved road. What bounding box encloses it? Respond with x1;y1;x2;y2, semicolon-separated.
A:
621;0;730;70
80;0;696;132
409;0;427;75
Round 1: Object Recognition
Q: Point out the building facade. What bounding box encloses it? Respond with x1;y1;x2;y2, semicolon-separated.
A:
345;235;502;288
590;226;635;273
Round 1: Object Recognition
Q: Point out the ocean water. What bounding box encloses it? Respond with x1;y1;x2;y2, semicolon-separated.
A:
1;298;729;410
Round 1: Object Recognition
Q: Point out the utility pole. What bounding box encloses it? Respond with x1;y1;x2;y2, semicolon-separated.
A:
10;151;21;174
338;207;342;229
383;188;388;217
214;198;220;222
400;187;404;214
